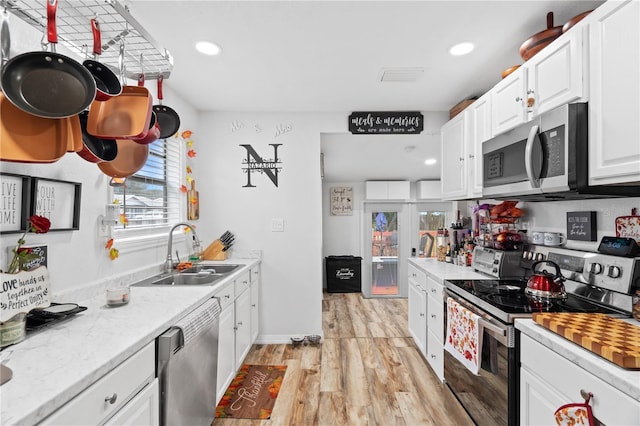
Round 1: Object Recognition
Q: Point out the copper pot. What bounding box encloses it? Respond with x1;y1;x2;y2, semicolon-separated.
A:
525;260;567;299
520;12;563;61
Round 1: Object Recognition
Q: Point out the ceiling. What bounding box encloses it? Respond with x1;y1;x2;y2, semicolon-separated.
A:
128;0;603;182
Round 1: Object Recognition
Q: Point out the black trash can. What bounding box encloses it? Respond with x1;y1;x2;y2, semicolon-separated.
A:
325;255;362;293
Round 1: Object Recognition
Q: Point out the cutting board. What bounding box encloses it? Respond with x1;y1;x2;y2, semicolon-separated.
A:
532;313;640;369
615;208;640;240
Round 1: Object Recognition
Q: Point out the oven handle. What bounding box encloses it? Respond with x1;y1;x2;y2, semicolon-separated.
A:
444;289;512;346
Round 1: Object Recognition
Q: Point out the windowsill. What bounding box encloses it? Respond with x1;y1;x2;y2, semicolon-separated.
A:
113;225;186;255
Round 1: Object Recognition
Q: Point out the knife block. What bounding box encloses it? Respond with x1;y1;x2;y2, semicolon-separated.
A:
202;240;227;260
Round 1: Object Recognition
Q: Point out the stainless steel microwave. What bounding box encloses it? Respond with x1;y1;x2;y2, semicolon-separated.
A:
482;103;640;201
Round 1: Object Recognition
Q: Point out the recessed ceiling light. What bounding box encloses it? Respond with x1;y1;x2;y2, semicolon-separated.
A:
449;42;474;56
424;158;437;166
195;41;221;56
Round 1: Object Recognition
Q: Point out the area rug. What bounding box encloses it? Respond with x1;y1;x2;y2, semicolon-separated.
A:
215;364;287;419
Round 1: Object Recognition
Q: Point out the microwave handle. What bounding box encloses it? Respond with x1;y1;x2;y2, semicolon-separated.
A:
524;124;542;188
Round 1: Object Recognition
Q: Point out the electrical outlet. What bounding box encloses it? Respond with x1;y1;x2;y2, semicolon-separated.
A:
271;218;284;232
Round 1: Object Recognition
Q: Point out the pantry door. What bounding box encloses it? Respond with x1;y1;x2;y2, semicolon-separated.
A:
362;203;408;298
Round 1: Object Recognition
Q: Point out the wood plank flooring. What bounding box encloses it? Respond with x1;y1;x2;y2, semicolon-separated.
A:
213;292;473;426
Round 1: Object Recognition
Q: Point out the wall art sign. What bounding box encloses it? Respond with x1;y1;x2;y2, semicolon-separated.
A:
240;144;283;188
566;211;597;241
32;178;81;231
348;111;424;134
330;187;353;216
0;266;51;322
0;173;31;234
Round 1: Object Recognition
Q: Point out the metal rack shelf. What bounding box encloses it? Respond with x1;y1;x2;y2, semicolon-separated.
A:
6;0;173;80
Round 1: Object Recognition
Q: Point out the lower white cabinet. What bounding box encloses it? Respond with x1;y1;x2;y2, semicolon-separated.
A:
520;333;639;426
41;342;157;425
425;276;444;382
215;264;261;404
408;263;428;356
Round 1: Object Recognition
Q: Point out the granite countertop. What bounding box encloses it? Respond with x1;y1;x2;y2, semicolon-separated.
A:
0;259;258;426
516;318;640;401
408;257;488;283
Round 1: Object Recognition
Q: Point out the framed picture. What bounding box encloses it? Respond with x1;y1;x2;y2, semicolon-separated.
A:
330;186;353;216
31;178;81;231
0;173;31;234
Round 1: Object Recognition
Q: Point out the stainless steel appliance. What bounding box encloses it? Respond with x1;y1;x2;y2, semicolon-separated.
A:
471;246;524;278
157;297;222;426
444;245;638;425
482;103;640;201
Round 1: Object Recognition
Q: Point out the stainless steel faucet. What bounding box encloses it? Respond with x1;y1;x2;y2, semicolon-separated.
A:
165;223;201;273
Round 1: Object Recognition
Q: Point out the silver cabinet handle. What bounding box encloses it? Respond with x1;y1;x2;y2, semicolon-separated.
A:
251;303;256;308
105;393;117;404
431;314;437;319
225;294;231;299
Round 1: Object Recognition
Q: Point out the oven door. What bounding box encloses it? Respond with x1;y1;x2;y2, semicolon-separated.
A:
443;289;519;426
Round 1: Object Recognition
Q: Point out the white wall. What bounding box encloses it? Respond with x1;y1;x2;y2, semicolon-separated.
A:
322;181;365;258
0;18;199;297
193;111;345;342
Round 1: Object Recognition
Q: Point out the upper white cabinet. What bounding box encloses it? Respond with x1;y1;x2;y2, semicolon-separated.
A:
491;27;586;136
416;180;442;200
440;97;485;200
365;181;410;200
588;0;640;185
441;111;467;199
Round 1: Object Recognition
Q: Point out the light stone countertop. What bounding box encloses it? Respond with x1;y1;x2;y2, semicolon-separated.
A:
408;257;488;283
0;259;259;426
516;318;640;401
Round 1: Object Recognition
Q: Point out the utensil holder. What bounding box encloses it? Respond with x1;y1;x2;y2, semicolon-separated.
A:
202;239;227;260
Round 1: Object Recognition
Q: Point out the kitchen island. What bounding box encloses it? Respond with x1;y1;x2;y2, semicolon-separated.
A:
0;259;259;426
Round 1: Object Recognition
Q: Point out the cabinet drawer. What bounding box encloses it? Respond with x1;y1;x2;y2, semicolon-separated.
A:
213;281;235;311
234;271;250;296
427;295;444;341
427;329;444;382
42;342;155;425
521;334;639;425
425;276;443;299
408;264;427;287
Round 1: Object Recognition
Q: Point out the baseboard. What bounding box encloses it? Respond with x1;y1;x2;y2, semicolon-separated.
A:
254;333;324;345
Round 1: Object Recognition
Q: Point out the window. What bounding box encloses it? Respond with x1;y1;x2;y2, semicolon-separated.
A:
112;138;183;230
416;203;447;258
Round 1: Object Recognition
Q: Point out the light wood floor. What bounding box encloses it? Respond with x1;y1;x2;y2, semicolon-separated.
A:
214;292;473;426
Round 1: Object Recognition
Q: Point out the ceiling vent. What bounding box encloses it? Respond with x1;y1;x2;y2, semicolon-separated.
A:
380;68;424;82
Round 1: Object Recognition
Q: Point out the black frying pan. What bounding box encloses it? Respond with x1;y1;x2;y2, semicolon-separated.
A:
0;0;96;118
154;75;180;138
82;18;121;101
77;111;118;163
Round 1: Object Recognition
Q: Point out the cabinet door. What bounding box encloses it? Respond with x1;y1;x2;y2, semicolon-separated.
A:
250;279;260;343
386;181;410;199
365;181;388;199
467;94;490;198
426;329;444;382
520;367;565;426
216;306;236;403
491;67;527;135
234;288;252;369
408;280;427;356
527;29;585;117
105;379;159;426
588;0;640;185
441;112;467;199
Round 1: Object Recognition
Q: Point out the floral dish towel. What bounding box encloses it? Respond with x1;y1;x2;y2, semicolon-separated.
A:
444;297;482;374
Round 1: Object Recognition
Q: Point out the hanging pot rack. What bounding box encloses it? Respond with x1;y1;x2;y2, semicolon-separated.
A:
5;0;172;80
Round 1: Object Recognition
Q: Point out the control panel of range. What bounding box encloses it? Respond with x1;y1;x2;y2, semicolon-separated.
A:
521;244;640;294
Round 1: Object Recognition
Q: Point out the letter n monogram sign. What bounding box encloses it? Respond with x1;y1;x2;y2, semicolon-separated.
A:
240;144;283;188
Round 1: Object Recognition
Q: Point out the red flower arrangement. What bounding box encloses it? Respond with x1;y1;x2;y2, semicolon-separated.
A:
6;215;51;274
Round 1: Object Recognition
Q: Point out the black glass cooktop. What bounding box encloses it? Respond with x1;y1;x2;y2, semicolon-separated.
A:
445;279;622;322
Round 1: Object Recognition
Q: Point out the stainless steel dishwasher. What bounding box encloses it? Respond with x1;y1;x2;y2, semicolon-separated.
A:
157;297;222;426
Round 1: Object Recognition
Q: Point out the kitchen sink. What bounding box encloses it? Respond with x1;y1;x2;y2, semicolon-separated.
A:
132;271;225;287
179;264;241;274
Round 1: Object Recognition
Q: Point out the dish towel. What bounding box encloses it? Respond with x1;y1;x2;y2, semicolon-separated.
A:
444;297;483;375
554;392;596;426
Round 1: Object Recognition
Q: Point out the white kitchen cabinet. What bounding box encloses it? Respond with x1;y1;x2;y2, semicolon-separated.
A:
491;67;528;135
408;263;428;356
41;342;157;425
466;93;490;198
365;180;410;200
250;266;260;342
215;266;261;404
105;379;159;426
491;27;585;136
520;333;639;426
441;111;467;199
425;276;444;382
588;0;640;185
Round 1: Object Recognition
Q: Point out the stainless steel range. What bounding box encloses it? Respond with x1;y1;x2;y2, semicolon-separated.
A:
443;245;639;426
